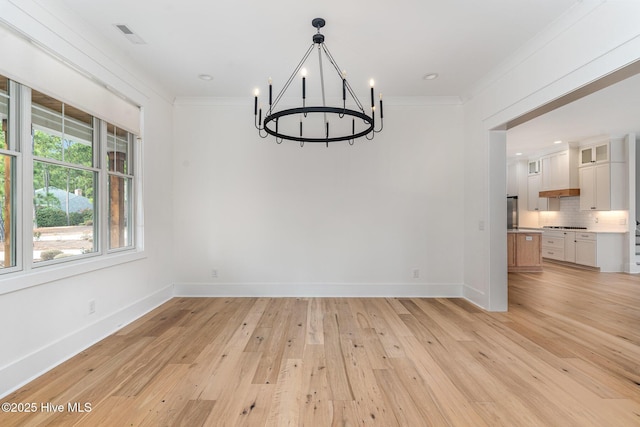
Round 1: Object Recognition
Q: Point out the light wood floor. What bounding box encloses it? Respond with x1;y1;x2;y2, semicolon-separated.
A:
2;262;640;426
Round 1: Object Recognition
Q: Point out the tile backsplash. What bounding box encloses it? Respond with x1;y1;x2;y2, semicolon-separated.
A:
538;196;629;232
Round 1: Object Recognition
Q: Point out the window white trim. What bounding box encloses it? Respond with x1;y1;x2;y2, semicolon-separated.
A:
0;250;146;296
0;77;144;290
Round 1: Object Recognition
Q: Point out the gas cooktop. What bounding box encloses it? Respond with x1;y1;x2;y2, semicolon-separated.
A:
542;226;588;230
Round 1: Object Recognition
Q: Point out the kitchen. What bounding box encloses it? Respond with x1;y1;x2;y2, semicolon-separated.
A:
505;72;640;274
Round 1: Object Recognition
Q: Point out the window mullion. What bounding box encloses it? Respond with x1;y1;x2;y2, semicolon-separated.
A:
31;156;99;173
98;119;108;255
20;86;34;271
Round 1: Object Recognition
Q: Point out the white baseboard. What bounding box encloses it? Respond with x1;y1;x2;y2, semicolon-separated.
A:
173;282;464;298
0;285;173;399
600;263;628;273
462;284;487;309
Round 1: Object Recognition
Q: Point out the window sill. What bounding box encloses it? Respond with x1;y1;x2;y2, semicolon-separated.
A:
0;250;147;295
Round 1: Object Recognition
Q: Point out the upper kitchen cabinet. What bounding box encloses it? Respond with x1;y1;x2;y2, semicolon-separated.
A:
528;159;541;175
579;143;609;166
540;147;579;194
578;139;627;211
528;172;559;211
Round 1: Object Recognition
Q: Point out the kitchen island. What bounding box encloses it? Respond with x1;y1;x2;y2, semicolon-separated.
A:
508;229;543;272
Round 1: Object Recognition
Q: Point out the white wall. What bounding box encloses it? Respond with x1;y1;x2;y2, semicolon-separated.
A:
172;98;465;295
2;0;640;399
463;0;640;309
0;3;175;397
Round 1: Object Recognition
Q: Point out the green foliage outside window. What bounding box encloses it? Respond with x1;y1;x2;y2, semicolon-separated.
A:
32;130;94;201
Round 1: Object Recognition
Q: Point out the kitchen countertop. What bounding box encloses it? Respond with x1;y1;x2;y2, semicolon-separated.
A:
536;228;627;234
508;228;628;234
507;229;543;233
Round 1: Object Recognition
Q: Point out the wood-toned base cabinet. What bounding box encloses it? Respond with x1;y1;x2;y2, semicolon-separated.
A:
508;231;543;272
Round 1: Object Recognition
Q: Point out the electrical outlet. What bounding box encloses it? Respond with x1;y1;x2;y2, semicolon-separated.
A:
211;269;218;278
594;217;599;223
89;300;96;315
412;269;420;279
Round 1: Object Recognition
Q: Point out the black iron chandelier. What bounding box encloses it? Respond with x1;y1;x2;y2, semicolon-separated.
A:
253;18;383;147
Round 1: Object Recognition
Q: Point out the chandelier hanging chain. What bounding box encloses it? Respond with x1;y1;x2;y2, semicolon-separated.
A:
253;18;383;145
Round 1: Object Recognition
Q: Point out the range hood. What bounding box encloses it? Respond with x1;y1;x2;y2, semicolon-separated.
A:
539;188;580;198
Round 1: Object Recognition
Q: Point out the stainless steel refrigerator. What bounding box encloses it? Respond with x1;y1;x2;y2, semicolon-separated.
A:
507;196;518;229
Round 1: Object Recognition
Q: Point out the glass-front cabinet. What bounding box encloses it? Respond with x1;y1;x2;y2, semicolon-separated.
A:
579;143;609;166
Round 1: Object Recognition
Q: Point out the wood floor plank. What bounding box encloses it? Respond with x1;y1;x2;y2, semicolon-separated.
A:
362;299;406;359
339;335;398;426
3;262;640;426
469;328;609;427
201;351;263;425
384;357;450;426
399;299;496;403
322;311;355;401
330;401;360;427
264;358;304;427
233;384;274;427
174;399;216;427
374;367;437;426
299;344;333;426
306;297;325;345
281;298;308;360
251;299;294;385
398;334;491;427
193;300;267;399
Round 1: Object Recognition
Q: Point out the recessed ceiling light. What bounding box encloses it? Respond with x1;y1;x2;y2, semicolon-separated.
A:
553;140;562;144
515;152;523;156
198;74;213;81
423;73;439;80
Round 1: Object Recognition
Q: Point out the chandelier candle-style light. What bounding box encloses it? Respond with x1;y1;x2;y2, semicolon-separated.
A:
253;18;383;147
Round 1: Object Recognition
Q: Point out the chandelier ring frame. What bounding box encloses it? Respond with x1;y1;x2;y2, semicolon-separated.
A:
263;106;373;143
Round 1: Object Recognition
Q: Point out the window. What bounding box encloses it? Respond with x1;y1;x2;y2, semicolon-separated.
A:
0;76;16;270
0;76;139;276
106;124;134;250
32;90;97;263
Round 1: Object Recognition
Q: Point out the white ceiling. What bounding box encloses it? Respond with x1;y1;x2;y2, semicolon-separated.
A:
28;0;640;157
506;72;640;159
32;0;578;98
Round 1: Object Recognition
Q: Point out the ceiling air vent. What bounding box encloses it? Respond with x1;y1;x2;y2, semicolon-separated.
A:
114;24;146;44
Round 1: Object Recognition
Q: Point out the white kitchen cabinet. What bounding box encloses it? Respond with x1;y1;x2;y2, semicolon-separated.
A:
541;231;564;260
579;139;626;211
528;159;540;175
542;230;624;271
540;148;579;191
579;143;609;166
541;229;576;262
579;159;626;211
563;231;576;263
575;232;597;267
528;174;559;211
579;163;607;210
